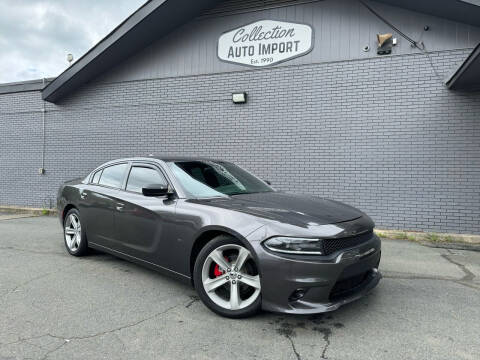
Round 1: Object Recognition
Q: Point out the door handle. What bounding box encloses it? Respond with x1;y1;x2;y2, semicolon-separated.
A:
116;203;125;211
80;192;88;199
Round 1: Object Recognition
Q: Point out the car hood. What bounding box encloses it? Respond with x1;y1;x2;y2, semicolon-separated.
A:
193;192;364;227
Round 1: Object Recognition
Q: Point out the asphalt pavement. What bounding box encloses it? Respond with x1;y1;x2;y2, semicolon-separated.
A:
0;216;479;360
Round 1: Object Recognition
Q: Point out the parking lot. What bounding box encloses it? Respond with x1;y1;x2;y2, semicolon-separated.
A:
1;216;479;360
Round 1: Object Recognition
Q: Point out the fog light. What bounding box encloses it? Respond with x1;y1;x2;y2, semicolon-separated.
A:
289;288;306;302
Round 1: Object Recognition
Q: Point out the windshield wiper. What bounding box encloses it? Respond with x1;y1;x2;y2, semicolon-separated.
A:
228;191;252;196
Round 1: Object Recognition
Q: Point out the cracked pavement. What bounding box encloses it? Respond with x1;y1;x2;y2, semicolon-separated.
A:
1;217;479;360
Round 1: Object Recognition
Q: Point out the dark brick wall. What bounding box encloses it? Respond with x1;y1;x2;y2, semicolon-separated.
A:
1;49;479;233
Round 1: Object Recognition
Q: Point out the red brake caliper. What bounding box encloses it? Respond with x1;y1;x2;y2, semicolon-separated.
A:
213;256;229;277
213;264;223;277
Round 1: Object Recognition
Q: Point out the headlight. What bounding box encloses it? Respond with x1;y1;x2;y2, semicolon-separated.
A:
263;237;324;255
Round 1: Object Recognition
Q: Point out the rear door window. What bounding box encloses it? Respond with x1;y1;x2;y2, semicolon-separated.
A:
98;163;128;189
126;166;168;193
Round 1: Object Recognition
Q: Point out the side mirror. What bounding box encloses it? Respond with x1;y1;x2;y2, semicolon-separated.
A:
142;184;173;197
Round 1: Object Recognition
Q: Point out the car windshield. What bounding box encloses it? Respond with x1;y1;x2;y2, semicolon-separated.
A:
168;160;273;198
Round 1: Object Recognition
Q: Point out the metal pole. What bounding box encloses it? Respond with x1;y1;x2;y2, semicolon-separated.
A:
41;78;46;174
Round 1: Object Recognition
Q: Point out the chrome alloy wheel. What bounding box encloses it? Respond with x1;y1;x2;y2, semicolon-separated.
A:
201;244;261;311
64;213;81;251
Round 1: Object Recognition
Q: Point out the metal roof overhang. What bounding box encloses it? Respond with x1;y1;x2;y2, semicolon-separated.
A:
42;0;221;103
373;0;480;27
42;0;480;103
446;43;480;91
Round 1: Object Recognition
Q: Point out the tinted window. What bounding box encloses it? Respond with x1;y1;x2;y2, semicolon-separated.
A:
168;161;273;197
126;166;167;193
91;169;102;184
98;164;128;188
169;163;225;198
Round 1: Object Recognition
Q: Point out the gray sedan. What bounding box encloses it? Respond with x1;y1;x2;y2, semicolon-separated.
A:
57;157;381;318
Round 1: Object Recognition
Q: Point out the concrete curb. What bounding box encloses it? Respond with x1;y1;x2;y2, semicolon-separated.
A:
417;241;480;252
0;206;57;216
375;228;480;244
375;229;480;252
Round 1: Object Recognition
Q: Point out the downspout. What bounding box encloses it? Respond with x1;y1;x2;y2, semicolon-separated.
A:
40;78;46;175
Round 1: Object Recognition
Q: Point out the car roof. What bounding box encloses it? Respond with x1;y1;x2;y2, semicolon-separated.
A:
96;156;225;167
151;156;224;162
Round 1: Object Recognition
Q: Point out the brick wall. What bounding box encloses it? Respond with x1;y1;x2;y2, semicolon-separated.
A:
1;49;479;233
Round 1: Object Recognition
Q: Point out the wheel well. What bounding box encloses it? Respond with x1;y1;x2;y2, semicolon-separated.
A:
189;230;233;283
62;204;77;224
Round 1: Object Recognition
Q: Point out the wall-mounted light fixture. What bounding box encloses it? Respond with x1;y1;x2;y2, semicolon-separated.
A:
232;92;247;104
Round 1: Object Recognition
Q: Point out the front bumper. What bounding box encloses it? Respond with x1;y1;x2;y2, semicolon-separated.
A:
250;234;381;314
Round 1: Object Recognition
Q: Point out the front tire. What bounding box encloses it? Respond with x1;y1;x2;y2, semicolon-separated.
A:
193;235;261;318
63;208;88;256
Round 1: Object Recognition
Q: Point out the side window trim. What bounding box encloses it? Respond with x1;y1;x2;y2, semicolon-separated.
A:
87;160;177;195
136;162;172;189
90;168;103;184
124;163;168;194
95;162;130;190
121;161;133;190
89;169;98;184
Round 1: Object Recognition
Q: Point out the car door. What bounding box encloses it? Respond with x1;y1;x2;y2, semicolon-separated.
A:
80;162;129;248
114;162;177;264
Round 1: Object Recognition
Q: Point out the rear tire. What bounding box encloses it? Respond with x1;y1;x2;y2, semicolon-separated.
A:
193;235;261;318
63;208;88;256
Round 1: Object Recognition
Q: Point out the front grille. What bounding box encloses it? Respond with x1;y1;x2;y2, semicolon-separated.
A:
323;230;374;256
329;271;370;301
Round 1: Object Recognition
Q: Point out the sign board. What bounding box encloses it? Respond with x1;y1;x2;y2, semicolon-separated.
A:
217;20;313;67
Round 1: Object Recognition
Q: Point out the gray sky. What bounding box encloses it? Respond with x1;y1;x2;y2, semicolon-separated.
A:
0;0;145;83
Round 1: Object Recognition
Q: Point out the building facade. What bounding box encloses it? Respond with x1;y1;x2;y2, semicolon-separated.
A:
1;0;479;233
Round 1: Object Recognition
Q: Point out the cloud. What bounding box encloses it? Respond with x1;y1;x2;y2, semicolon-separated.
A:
0;0;145;83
